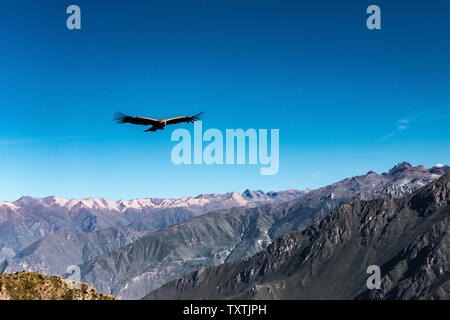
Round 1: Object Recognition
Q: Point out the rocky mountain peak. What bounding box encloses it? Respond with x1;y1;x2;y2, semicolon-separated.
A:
388;161;414;174
408;171;450;214
242;189;265;199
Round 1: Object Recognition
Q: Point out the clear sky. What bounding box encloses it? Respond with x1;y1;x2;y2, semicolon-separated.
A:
0;0;449;201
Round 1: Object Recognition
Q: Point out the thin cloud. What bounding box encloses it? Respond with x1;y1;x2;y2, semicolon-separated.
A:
380;132;398;141
379;108;450;142
380;119;410;141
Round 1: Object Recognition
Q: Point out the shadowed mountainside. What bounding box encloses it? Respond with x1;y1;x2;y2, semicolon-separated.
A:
79;163;448;299
0;227;145;276
145;172;450;300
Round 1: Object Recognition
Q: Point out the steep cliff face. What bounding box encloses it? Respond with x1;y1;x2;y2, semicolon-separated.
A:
79;163;448;299
144;172;450;300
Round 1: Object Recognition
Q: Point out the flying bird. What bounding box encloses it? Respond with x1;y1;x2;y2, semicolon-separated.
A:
113;111;204;132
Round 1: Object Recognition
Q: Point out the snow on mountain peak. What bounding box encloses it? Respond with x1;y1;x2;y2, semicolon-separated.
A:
1;188;308;215
0;202;19;210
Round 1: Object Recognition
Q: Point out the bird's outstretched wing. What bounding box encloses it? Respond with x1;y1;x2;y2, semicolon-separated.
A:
166;112;204;125
113;111;160;125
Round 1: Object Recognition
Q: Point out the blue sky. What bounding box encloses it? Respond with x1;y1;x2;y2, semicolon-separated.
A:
0;0;449;201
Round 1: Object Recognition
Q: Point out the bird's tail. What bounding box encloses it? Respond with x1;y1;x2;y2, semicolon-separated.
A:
113;111;127;124
144;126;158;132
190;112;204;122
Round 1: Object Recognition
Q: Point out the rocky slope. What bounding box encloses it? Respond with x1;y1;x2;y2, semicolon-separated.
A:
0;271;115;300
79;163;448;299
0;227;145;276
145;172;450;300
0;189;304;261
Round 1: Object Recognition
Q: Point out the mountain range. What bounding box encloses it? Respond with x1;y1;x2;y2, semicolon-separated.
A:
0;189;304;262
1;162;448;299
144;171;450;300
76;162;449;299
0;227;145;276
